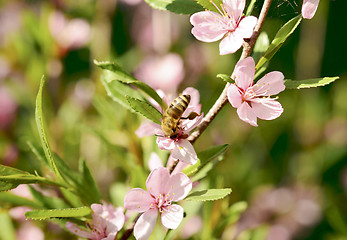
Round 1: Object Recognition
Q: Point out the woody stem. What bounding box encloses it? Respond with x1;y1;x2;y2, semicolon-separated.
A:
187;0;273;144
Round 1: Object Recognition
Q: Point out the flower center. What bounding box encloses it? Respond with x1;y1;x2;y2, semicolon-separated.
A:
155;194;172;212
209;0;237;30
242;86;256;101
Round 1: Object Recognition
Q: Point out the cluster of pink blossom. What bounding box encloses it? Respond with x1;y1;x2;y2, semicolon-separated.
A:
65;1;321;240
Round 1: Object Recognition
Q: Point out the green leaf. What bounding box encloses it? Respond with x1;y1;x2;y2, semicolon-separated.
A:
183;144;229;178
252;32;270;65
95;60;164;108
185;188;232;201
25;207;91;220
0;213;16;240
53;154;101;205
81;160;101;203
0;165;63;191
144;0;204;14
194;0;222;12
246;0;257;16
0;192;42;208
217;73;233;83
126;96;162;124
255;15;302;72
35;76;62;179
28;185;69;209
284;77;339;89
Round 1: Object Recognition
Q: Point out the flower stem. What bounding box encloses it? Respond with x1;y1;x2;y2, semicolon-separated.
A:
188;0;273;144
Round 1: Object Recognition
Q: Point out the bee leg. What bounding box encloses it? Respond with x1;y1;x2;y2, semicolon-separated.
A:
181;112;201;120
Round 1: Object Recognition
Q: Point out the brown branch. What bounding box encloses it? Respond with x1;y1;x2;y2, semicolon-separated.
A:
122;1;273;239
188;0;273;144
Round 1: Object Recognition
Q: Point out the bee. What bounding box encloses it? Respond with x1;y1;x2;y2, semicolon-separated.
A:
161;94;199;139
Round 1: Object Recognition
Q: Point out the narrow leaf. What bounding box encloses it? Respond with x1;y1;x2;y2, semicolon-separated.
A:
0;165;62;191
217;73;233;83
95;60;163;107
25;207;91;220
0;213;16;240
0;192;42;208
284;77;339;89
252;32;270;65
255;15;302;71
144;0;204;14
246;0;257;16
81;160;101;203
35;76;61;179
126;96;162;124
183;144;229;177
185;188;232;201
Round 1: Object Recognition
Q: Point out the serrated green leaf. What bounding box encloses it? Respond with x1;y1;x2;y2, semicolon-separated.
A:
95;60;164;107
0;165;63;191
144;0;204;14
53;154;101;205
35;76;62;180
0;192;42;208
185;188;232;201
194;0;222;12
126;96;162;124
25;207;91;220
284;77;339;89
217;73;233;83
256;15;302;72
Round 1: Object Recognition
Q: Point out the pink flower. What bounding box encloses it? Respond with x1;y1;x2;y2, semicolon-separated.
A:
66;202;124;240
136;88;203;165
49;11;91;51
124;167;192;240
227;57;285;126
190;0;257;55
134;54;185;95
301;0;320;19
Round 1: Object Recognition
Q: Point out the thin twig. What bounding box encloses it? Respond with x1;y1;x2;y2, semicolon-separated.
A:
188;0;273;144
122;1;273;239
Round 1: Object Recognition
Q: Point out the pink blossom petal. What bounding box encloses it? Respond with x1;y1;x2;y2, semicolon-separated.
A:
227;84;243;108
148;152;163;171
232;57;255;90
146;167;171;197
237;102;258;126
157;137;175;150
190;11;228;42
171;161;188;175
219;32;244;55
223;0;246;21
66;222;94;239
136;122;162;137
182;113;204;132
253;71;285;96
161;204;184;229
171;139;197;165
251;98;284;120
182;87;200;107
134;209;158;240
124;188;154;212
103;233;117;240
302;0;320;19
235;16;257;39
106;211;125;233
167;173;192;201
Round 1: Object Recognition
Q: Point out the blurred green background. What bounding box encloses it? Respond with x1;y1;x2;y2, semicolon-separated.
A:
0;0;346;239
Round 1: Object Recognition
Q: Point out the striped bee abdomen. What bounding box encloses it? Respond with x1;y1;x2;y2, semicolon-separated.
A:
161;94;191;138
